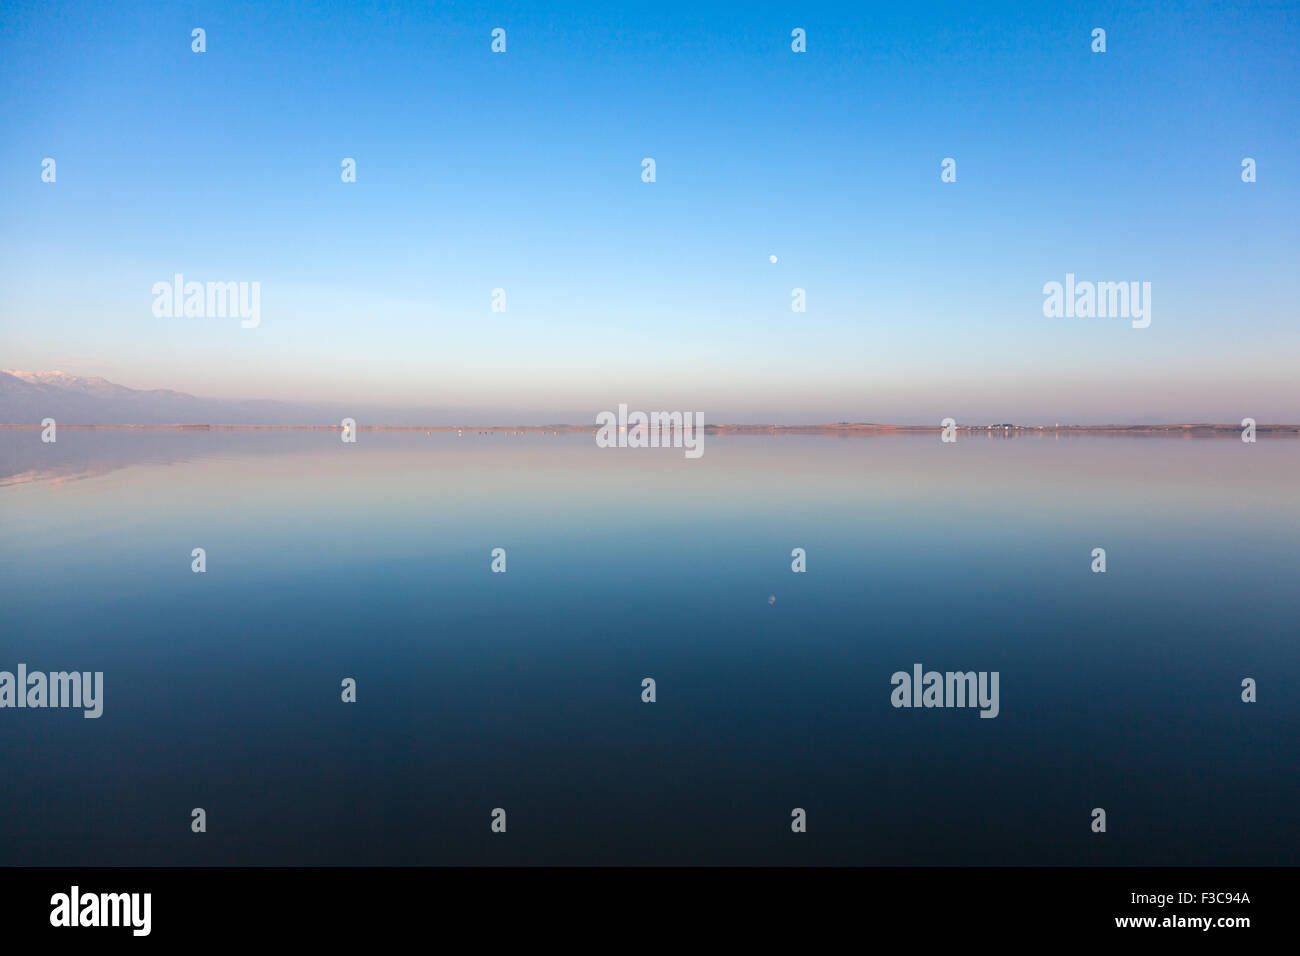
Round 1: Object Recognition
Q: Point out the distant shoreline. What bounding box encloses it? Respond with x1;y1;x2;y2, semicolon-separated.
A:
3;423;1298;434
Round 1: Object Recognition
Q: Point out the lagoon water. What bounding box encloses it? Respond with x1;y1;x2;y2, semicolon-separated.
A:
1;428;1296;865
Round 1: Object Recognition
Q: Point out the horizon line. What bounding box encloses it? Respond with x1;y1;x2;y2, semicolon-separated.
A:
4;423;1299;433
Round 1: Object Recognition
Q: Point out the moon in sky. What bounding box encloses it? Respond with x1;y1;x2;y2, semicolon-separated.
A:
768;254;778;264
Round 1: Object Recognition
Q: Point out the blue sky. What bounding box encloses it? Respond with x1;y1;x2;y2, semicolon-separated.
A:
2;0;1297;423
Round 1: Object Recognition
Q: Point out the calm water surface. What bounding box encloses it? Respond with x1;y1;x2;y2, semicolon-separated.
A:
1;429;1296;864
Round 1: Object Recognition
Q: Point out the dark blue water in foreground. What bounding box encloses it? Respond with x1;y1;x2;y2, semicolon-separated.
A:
1;429;1296;864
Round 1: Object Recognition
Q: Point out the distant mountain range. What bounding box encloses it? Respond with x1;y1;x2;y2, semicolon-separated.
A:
0;370;335;426
0;370;551;427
